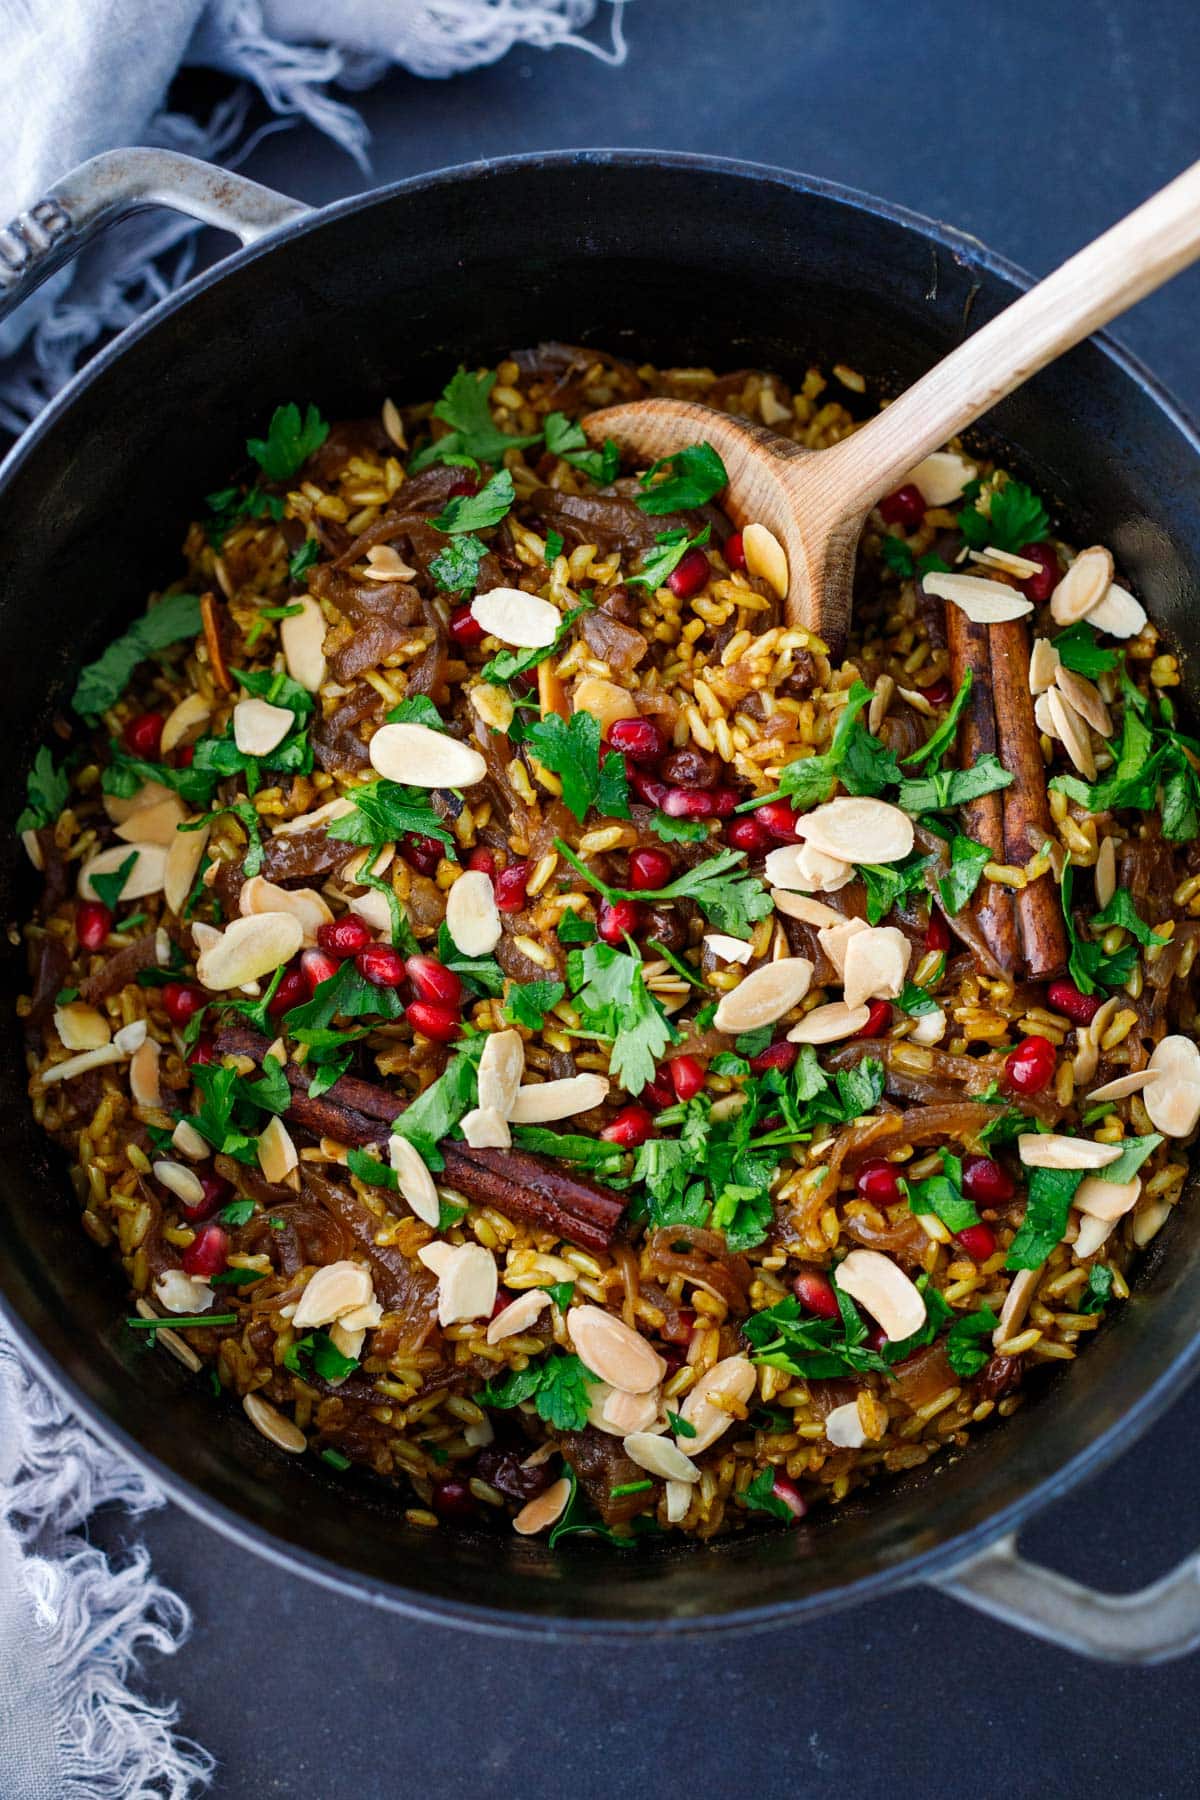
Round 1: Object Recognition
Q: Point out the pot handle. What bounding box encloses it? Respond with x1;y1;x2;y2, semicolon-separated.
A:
0;147;310;325
935;1531;1200;1663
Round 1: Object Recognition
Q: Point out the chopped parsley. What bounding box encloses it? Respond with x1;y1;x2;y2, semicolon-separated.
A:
389;1039;484;1170
897;756;1013;814
326;781;454;853
17;746;70;833
905;1149;980;1233
636;442;727;514
283;958;407;1033
739;1468;801;1522
557;839;772;942
1061;865;1167;995
1079;1264;1115;1314
945;1306;1000;1377
288;537;319;582
743;1288;889;1381
247;402;329;482
182;1061;281;1166
346;1146;399;1190
1004;1142;1160;1273
476;1351;596;1432
429;533;488;593
544;411;621;485
432;468;515;534
646;810;710;845
1052;621;1118;679
903;670;973;769
89;851;137;915
545;528;565;564
957;477;1049;554
482;599;592;688
72;592;202;718
626;522;711;592
859;851;934;925
408;367;542;473
525;712;629;822
568;941;675;1097
284;1329;358;1383
434;921;505;997
938;834;992;915
218;1199;255;1227
504;980;566;1029
511;1127;625;1170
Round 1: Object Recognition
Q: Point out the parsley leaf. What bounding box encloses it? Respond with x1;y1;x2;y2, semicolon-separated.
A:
1091;889;1169;951
957;478;1049;554
389;1041;483;1170
905;1150;980;1233
429;534;488;594
434;922;504;997
525;712;629;822
346;1146;399;1190
743;1290;889;1381
1098;1133;1161;1185
563;842;772;942
327;782;454;852
544;412;620;484
511;1125;626;1169
89;851;137;914
504;980;566;1029
903;670;973;768
740;1467;801;1523
1006;1166;1080;1270
1052;621;1119;679
647;810;710;845
482;600;591;688
72;593;202;717
945;1306;1000;1377
626;522;711;592
636;442;727;514
247;402;329;482
476;1351;596;1432
860;852;934;925
1060;864;1163;995
898;756;1013;814
284;1329;358;1383
741;680;886;812
218;1199;256;1227
409;368;542;473
1050;685;1156;818
938;834;992;914
289;538;319;582
571;941;675;1097
432;468;515;534
283;959;407;1033
17;746;70;833
1078;1264;1115;1314
183;1062;271;1165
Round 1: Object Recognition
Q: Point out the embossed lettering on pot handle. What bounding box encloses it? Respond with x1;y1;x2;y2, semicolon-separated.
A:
0;146;310;325
934;1531;1200;1663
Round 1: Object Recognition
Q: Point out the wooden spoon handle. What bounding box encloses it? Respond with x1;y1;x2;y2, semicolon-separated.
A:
823;158;1200;512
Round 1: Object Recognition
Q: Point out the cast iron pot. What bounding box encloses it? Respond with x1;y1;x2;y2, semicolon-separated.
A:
1;148;1198;1661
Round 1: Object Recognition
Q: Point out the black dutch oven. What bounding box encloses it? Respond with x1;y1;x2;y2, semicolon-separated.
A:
1;148;1198;1660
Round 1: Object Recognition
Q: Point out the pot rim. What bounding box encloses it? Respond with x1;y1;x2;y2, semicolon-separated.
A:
3;146;1199;1636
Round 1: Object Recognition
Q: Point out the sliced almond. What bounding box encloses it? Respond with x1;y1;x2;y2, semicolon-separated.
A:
293;1260;375;1330
163;820;209;916
909;1006;947;1047
362;544;416;581
703;932;754;965
478;1028;525;1116
471;586;561;648
160;692;212;754
571;677;638;735
196;912;304;990
445;868;502;956
239;875;332;946
1073;1174;1141;1222
817;915;871;979
129;1037;162;1108
38;1044;125;1086
114;1019;148;1055
1049;546;1114;627
771;890;846;929
487;1289;551;1344
675;1354;756;1453
257;1114;299;1186
904;450;976;506
436;1242;498;1327
588;1384;661;1438
154;1270;216;1316
1133;1198;1173;1247
273;796;355;836
78;842;167;902
280;594;327;691
1028;636;1060;695
713;956;813;1033
1094;835;1117;910
825;1400;867;1449
796;796;914;865
114;795;187;846
152;1159;206;1208
1087;1069;1161;1103
1145;1035;1200;1138
993;1267;1039;1347
509;1074;610;1124
742;522;789;598
1045;686;1097;780
835;1249;926;1342
416;1241;457;1279
1085;582;1146;639
233;696;294;758
243;1391;307;1454
842;925;911;1011
513;1476;571;1536
54;1001;111;1052
21;828;44;871
368;721;486;789
388;1134;440;1227
1073;1213;1116;1259
973;546;1044;579
922;570;1032;623
622;1432;699;1483
172;1118;210;1161
765;841;854;893
328;1321;365;1364
787;1000;872;1044
568;1305;666;1394
665;1480;692;1524
1054;665;1112;737
103;779;174;825
347;888;394;937
1017;1132;1122;1171
1033;691;1059;741
460;1105;511;1149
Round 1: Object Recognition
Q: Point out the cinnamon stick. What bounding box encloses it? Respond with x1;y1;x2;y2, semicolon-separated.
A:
991;619;1068;980
213;1024;627;1253
945;604;1019;971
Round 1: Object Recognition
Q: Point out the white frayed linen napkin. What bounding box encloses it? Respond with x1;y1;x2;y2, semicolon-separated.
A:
0;5;627;1792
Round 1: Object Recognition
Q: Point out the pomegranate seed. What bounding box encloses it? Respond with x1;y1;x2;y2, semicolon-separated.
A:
76;901;112;951
628;846;673;891
466;847;496;878
710;789;738;817
856;1159;901;1205
1047;977;1101;1027
855;1000;893;1038
919;676;952;706
431;1477;475;1522
669;1055;706;1102
627;767;670;808
1005;1033;1057;1096
756;799;802;841
268;964;309;1016
865;1324;891;1357
644;1072;676;1111
955;1223;998;1261
724;531;747;571
356;945;407;988
879;484;925;529
401;833;442;877
726;815;770;853
925;909;951;954
123;711;165;759
598;898;643;944
447;474;479;498
769;1473;807;1520
181;1224;228;1277
300;948;340;993
662;787;719;819
600;1104;655;1148
1017;542;1059;604
666;547;710;599
962;1154;1016;1205
175;744;196;768
608;717;667;766
406;1000;460;1043
318;915;373;959
491;1286;514;1320
661;1308;696;1346
161;982;205;1027
792;1268;840;1319
187;1036;216;1066
448;604;484;648
495;862;529;912
405;954;463;1008
176;1171;230;1224
749;1039;798;1075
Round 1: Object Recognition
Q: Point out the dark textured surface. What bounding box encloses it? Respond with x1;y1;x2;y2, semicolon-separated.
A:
83;0;1200;1792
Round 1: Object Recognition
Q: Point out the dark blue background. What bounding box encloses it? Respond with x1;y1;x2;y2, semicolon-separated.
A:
92;3;1200;1794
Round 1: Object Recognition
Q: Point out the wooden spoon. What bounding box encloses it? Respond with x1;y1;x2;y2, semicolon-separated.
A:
584;160;1200;653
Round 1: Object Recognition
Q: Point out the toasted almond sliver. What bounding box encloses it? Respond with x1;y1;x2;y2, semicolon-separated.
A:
787;1000;872;1045
568;1305;666;1395
388;1135;440;1227
513;1476;572;1536
1033;691;1058;741
153;1159;206;1207
114;795;188;846
1017;1132;1122;1171
280;594;327;691
471;586;561;648
825;1400;867;1449
477;1029;525;1117
196;912;304;990
1094;835;1117;910
172;1118;211;1161
164;819;210;916
1085;582;1146;639
1045;686;1096;780
416;1241;457;1279
347;888;394;936
39;1044;126;1086
676;1354;757;1454
293;1260;375;1330
1073;1174;1141;1222
78;842;167;902
436;1243;498;1327
834;1249;926;1342
771;890;845;929
904;450;976;506
817;915;871;980
922;571;1032;623
257;1114;299;1186
665;1479;692;1524
742;522;789;598
796;795;914;865
103;779;175;826
571;677;637;735
368;721;486;789
273;796;356;836
842;925;911;1011
233;696;294;758
1145;1035;1200;1137
909;1006;947;1047
622;1431;699;1483
114;1019;148;1055
509;1074;610;1124
1073;1213;1116;1259
1049;546;1115;627
154;1270;216;1316
239;875;332;945
362;544;416;580
1028;637;1060;695
54;1002;111;1052
1055;665;1112;737
713;956;813;1033
703;932;754;965
445;869;502;956
765;841;854;893
487;1289;551;1344
243;1391;307;1454
973;545;1043;578
1087;1069;1162;1103
993;1267;1040;1348
460;1105;511;1149
129;1037;162;1108
160;692;212;754
590;1385;661;1438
